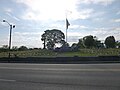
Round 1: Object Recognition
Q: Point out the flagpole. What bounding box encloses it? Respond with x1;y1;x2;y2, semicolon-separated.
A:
66;24;67;43
65;11;70;44
65;10;71;44
66;19;67;43
66;12;67;43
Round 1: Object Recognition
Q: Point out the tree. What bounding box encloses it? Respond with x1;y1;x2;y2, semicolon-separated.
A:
41;29;65;50
41;33;46;49
94;40;104;48
93;36;104;48
12;46;18;51
18;46;28;51
116;41;120;48
83;35;95;48
82;35;103;48
2;45;9;49
0;45;9;52
105;36;116;48
77;38;85;48
71;43;79;51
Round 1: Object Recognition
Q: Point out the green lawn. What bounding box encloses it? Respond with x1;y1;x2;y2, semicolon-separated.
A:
59;49;120;57
0;49;58;58
0;48;120;58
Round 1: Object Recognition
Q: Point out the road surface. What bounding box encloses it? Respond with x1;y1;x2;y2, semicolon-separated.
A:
0;63;120;90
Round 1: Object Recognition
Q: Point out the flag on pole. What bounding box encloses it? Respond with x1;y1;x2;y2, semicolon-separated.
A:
66;18;70;30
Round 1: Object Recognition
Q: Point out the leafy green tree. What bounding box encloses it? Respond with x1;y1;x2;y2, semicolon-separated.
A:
83;35;95;48
77;38;85;48
41;33;46;49
105;36;116;48
60;42;70;52
82;35;102;48
46;41;55;50
41;29;65;50
71;43;79;51
94;40;104;48
0;45;9;52
93;36;104;48
18;46;28;51
12;46;18;51
116;41;120;48
2;45;9;49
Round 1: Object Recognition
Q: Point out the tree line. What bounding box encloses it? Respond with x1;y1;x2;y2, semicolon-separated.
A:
0;29;119;52
41;29;120;51
0;45;29;52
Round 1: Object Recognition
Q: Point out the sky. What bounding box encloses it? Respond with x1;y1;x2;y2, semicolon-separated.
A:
0;0;120;48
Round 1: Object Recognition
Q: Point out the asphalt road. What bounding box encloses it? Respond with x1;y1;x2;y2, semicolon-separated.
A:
0;63;120;90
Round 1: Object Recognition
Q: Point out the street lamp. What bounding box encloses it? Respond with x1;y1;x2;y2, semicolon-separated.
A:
3;20;15;58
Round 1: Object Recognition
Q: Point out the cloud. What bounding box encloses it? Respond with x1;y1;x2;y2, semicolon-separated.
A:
117;11;120;15
48;23;64;30
69;8;94;20
113;19;120;23
92;27;120;40
12;32;43;47
79;25;88;29
92;11;105;18
0;22;5;26
69;25;79;29
14;0;94;21
92;18;104;22
67;32;83;43
21;12;38;21
6;13;20;21
0;36;8;47
115;27;120;31
68;36;81;43
15;0;78;21
70;25;88;29
68;32;83;37
79;0;115;6
4;8;13;13
3;8;20;21
14;32;43;36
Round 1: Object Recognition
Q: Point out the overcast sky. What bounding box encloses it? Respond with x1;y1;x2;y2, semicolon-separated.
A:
0;0;120;48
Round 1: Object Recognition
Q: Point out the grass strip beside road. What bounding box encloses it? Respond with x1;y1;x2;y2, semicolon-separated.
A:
0;49;120;58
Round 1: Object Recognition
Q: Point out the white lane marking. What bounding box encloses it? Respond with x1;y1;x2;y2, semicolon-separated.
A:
0;67;120;71
0;79;16;82
0;63;120;66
